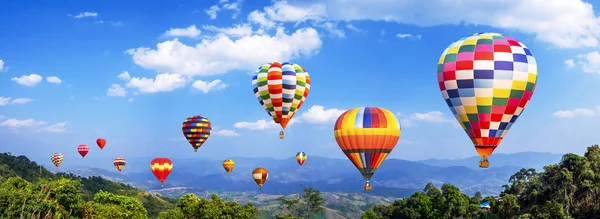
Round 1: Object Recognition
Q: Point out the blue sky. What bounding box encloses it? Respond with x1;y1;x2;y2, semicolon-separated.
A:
2;0;600;168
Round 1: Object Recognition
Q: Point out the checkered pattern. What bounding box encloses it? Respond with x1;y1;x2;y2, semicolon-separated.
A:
252;62;310;130
113;157;126;172
51;152;64;168
296;152;307;166
252;167;269;190
437;32;537;158
182;115;212;152
77;144;89;158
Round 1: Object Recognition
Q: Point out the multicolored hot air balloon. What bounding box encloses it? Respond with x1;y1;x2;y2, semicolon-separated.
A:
114;158;126;172
97;138;106;150
437;32;537;168
252;167;269;190
296;152;307;166
51;152;64;170
252;62;311;139
182;115;212;152
78;144;89;159
150;158;173;187
334;107;401;191
223;159;235;176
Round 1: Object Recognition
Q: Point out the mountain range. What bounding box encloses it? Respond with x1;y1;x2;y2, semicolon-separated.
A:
63;152;564;198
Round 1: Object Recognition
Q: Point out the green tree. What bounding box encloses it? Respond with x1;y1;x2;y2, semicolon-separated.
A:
298;187;325;219
157;193;259;219
86;190;148;219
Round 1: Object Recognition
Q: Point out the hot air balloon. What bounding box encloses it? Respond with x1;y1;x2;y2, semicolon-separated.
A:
182;115;212;152
252;62;311;139
437;32;537;168
114;157;126;172
296;152;307;166
334;107;401;191
150;158;173;187
97;138;106;150
222;159;235;176
51;152;64;170
252;167;269;190
78;144;89;159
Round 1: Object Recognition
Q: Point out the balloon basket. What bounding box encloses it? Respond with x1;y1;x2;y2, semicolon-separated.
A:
479;157;489;168
194;149;198;152
279;131;284;139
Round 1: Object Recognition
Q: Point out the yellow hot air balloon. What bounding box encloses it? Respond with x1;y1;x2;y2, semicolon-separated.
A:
114;157;126;172
252;167;269;190
334;107;401;191
223;159;235;176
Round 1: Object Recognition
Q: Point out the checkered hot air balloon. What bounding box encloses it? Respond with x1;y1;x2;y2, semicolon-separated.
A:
252;62;310;139
437;33;537;168
113;157;126;172
296;152;307;166
334;107;401;191
182;115;212;152
222;159;235;176
252;167;269;190
77;144;89;159
51;152;64;170
150;158;173;187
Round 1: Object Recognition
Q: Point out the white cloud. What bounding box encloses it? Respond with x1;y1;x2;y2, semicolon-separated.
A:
213;129;239;136
206;5;220;19
126;73;188;93
268;0;600;49
0;59;5;71
553;108;596;118
94;20;104;24
0;115;4;120
106;84;127;97
202;24;253;37
345;24;361;32
205;0;243;19
11;74;43;87
565;59;575;68
126;27;321;76
73;12;98;19
0;97;9;106
233;119;280;130
41;122;68;133
111;21;124;27
576;51;600;74
118;71;131;81
128;98;134;102
258;1;327;23
0;118;46;128
192;79;228;93
10;98;34;105
396;33;412;38
248;11;277;29
163;25;202;38
46;76;62;84
410;111;452;123
298;105;344;124
321;22;345;38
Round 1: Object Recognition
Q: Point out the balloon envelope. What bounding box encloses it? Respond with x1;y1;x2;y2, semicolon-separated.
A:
334;107;401;190
252;167;269;190
252;62;310;139
182;115;212;152
150;158;173;186
296;152;307;166
114;158;126;172
77;144;89;158
437;32;537;168
222;159;235;175
96;138;106;150
51;152;64;169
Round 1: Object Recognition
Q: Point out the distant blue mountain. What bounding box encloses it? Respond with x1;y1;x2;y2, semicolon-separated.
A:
416;152;564;171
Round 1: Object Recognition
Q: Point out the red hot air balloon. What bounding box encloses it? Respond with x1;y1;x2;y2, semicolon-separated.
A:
77;144;89;159
97;138;106;150
150;158;173;187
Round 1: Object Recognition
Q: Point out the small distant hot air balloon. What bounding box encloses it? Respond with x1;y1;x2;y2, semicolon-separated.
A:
252;167;269;190
182;115;212;152
296;152;307;166
252;62;311;139
150;158;173;187
114;158;126;172
97;138;106;150
78;144;89;159
437;32;538;168
222;159;235;176
51;152;64;170
334;107;401;191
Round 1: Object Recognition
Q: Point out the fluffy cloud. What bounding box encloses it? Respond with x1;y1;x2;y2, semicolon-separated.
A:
553;108;597;118
11;74;43;87
72;12;97;19
106;84;127;97
206;0;243;19
259;0;600;48
46;76;62;84
0;59;5;71
410;111;453;123
234;119;280;130
126;73;188;93
396;33;421;39
126;27;321;76
41;122;68;133
0;118;46;128
565;59;575;68
0;97;34;106
320;22;345;38
213;129;240;136
298;105;344;124
191;79;228;93
345;24;361;32
576;51;600;74
202;24;253;37
118;71;131;81
128;98;134;102
163;25;202;38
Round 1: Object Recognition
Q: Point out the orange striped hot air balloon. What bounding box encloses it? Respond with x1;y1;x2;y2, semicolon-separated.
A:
296;152;307;166
113;158;126;172
150;158;173;187
252;167;269;190
334;107;401;191
223;159;235;176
